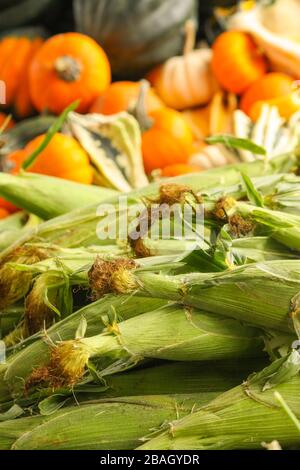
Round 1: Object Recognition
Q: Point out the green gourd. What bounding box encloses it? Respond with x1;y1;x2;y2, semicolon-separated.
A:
74;0;198;79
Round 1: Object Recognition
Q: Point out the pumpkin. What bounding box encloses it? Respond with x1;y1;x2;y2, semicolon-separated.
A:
0;30;44;117
228;2;300;79
241;72;294;117
142;107;194;174
212;31;268;94
29;32;111;115
74;0;198;79
13;133;94;184
148;21;217;110
90;81;164;116
0;207;9;219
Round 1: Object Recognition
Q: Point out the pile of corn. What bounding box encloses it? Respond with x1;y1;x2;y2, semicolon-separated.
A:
1;141;300;450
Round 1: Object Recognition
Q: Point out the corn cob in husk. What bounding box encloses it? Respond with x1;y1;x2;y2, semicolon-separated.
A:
139;356;300;450
93;258;300;334
0;395;211;450
0;295;168;402
2;357;264;450
26;302;265;392
0;172;117;220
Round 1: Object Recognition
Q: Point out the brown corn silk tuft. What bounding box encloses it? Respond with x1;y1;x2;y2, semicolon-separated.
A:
88;258;137;299
229;214;255;237
213;197;237;221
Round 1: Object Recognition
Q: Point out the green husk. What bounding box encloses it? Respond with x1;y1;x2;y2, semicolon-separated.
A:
32;303;264;391
5;395;208;450
0;295;168;402
110;259;300;333
139;357;300;450
0;172;117;220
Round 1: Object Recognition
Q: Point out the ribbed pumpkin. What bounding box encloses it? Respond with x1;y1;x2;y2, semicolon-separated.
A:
90;81;164;115
0;29;44;117
74;0;198;79
29;32;111;115
148;21;216;110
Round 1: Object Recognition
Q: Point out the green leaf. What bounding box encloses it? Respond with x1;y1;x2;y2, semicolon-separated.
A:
274;391;300;434
206;135;267;156
22;100;80;171
76;317;88;340
39;395;72;416
0;404;24;421
241;172;264;208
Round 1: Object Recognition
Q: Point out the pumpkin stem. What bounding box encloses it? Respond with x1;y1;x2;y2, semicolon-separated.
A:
55;55;82;82
129;80;153;132
183;19;197;56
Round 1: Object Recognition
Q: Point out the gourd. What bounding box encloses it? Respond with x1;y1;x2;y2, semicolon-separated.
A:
74;0;198;79
148;21;216;110
29;32;111;115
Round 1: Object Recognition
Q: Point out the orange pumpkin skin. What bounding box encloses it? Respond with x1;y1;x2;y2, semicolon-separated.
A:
90;81;164;115
240;72;294;115
161;163;201;177
29;33;111;115
212;31;268;95
142;108;194;174
20;133;94;184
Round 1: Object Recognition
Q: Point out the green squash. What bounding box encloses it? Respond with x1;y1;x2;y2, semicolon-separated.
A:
0;0;59;31
74;0;198;79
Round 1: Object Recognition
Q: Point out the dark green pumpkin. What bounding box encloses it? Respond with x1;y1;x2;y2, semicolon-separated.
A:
0;0;59;31
74;0;198;79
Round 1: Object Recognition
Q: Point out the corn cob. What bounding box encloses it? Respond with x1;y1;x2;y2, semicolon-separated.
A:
138;356;300;450
0;172;117;220
0;295;168;402
2;395;213;450
27;302;265;392
91;258;300;334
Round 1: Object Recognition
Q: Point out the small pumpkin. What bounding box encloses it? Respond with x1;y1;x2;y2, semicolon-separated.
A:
29;32;111;115
90;81;164;116
0;207;9;219
241;72;294;116
142;107;194;174
6;133;94;185
0;30;44;117
148;21;217;110
74;0;198;79
212;30;268;94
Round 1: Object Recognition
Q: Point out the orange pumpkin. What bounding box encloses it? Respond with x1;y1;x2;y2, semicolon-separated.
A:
19;133;94;184
212;31;268;95
142;108;194;174
241;72;294;116
90;81;164;115
0;36;44;116
161;163;201;177
14;38;44;118
0;150;26;213
29;33;111;115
